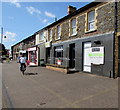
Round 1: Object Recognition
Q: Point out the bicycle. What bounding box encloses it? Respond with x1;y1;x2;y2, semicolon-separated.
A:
20;63;26;75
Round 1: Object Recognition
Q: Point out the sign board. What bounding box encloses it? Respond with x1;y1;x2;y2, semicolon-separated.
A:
45;42;51;48
19;50;26;53
28;47;37;51
89;47;104;65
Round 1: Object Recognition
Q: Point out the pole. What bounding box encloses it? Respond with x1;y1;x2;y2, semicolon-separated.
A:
1;27;3;44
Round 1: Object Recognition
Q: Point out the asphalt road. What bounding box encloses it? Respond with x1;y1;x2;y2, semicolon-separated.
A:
2;61;118;108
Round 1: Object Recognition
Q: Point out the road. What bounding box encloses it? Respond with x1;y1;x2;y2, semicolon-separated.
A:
2;61;118;108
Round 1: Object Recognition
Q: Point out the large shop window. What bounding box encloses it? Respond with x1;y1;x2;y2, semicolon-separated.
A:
54;46;63;65
29;51;37;63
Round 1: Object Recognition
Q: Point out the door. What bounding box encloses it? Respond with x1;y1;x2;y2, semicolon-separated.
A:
46;47;50;64
83;42;91;72
69;43;75;68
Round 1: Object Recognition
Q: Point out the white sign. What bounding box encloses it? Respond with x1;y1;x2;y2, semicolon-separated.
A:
89;47;104;65
28;47;37;51
19;50;26;53
45;42;51;48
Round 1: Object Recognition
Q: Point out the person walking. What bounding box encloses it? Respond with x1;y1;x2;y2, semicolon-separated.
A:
19;54;26;75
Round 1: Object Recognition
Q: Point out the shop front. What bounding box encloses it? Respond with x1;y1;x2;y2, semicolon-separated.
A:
27;46;39;66
49;32;114;77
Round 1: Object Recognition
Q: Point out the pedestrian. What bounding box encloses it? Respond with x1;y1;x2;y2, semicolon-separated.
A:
19;54;26;74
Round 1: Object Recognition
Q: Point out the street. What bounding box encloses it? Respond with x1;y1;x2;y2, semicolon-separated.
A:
2;61;118;108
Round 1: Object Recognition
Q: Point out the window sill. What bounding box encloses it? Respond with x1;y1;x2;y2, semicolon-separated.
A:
69;33;77;37
85;29;97;34
39;40;44;42
55;38;61;41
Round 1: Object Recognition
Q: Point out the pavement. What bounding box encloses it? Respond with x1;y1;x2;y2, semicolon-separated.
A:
2;61;118;108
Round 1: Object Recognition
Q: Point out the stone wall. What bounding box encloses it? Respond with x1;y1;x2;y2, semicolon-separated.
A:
115;1;120;76
96;2;114;34
51;2;115;43
12;44;20;60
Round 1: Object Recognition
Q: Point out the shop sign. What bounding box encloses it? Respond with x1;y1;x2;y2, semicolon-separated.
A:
89;46;104;65
45;42;51;48
19;50;26;53
28;47;36;51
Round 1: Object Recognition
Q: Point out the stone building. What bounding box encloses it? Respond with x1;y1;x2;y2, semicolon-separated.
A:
35;1;120;78
11;34;35;60
12;1;120;78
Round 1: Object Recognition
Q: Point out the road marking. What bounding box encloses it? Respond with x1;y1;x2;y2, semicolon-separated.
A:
59;86;118;108
24;76;79;108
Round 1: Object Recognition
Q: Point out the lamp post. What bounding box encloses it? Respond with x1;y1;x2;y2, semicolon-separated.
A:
1;27;3;44
1;27;6;44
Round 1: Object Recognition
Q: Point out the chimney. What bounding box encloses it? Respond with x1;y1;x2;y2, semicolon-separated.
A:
68;5;76;15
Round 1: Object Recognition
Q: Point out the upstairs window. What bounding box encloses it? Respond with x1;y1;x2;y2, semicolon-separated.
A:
56;25;61;40
71;18;76;35
39;31;44;41
87;11;95;31
50;29;52;41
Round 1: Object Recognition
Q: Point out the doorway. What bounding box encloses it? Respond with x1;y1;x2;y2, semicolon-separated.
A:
69;43;75;68
83;42;91;72
46;47;50;64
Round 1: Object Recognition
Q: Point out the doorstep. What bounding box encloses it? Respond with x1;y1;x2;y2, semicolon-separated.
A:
46;65;68;73
46;64;68;73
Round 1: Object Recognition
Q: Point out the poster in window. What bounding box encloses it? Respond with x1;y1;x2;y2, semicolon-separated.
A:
89;47;104;65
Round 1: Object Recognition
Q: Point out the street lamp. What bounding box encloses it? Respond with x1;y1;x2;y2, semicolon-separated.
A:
1;27;3;44
0;27;7;63
1;27;6;44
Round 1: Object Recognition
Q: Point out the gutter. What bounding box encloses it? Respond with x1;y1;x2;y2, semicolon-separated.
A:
113;0;118;78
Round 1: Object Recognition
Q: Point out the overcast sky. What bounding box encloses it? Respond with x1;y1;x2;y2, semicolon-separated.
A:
2;1;89;49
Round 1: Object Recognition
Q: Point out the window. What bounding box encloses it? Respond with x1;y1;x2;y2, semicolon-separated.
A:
49;29;52;41
87;11;95;31
57;25;61;40
39;31;44;41
71;18;76;35
54;46;63;65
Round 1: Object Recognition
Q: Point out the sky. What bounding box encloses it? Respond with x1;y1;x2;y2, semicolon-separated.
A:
1;1;90;50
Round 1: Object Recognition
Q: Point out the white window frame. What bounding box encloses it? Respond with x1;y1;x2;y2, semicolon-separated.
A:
39;31;44;41
49;29;52;41
87;10;95;31
71;18;77;36
56;25;61;40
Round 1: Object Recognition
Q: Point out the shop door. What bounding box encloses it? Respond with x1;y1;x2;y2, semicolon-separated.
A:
83;42;91;72
118;37;120;76
46;48;50;64
69;43;75;68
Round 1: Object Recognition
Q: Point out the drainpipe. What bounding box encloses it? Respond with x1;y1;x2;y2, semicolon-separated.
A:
113;0;117;78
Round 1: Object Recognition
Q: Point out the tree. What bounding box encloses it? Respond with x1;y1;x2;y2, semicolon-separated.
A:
0;43;7;56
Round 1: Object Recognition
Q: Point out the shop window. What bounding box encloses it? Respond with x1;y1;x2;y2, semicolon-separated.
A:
29;51;37;63
70;18;77;36
87;10;95;31
54;45;63;65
